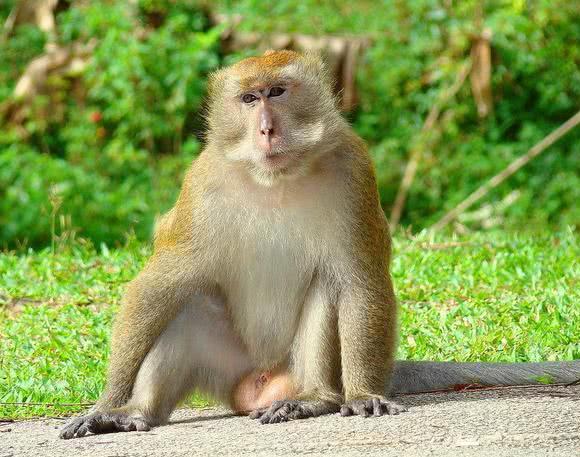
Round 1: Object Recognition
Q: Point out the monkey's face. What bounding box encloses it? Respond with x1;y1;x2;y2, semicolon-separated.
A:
207;51;342;186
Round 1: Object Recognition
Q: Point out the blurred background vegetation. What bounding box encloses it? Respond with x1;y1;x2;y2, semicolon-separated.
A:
0;0;578;249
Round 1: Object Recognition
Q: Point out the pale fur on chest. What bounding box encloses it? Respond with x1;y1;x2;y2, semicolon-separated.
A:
206;165;346;367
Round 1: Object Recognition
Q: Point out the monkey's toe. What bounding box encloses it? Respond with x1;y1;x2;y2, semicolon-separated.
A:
256;400;308;424
340;397;407;418
249;408;267;420
59;412;151;439
87;413;151;435
252;400;339;424
60;415;89;439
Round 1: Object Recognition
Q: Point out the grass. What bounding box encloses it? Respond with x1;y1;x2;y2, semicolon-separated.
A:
0;230;578;420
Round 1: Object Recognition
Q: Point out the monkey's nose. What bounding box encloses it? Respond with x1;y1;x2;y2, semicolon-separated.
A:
260;120;274;138
261;126;274;137
259;106;275;138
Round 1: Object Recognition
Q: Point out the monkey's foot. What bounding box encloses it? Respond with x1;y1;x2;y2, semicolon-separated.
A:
59;412;151;439
340;396;407;417
250;400;339;424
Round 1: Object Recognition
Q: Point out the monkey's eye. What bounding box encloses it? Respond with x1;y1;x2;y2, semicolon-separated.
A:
241;93;258;104
269;86;286;97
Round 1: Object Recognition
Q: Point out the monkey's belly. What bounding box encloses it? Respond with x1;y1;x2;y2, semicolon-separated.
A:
224;241;314;367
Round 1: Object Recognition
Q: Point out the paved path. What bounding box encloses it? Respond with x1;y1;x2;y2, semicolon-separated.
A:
2;385;579;456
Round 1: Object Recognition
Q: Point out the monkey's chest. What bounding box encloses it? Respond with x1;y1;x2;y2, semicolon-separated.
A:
221;225;316;366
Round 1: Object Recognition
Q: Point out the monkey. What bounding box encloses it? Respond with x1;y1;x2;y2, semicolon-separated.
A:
60;51;580;439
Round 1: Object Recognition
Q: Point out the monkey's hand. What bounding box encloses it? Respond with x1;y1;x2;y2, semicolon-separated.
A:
340;396;407;417
250;400;340;424
59;411;151;439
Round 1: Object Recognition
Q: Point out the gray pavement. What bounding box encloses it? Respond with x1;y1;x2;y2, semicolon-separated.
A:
1;385;579;456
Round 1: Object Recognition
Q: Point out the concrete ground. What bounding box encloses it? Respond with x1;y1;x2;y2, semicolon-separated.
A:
1;385;579;457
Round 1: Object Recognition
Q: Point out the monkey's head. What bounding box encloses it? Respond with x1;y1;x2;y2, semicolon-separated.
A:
206;50;344;185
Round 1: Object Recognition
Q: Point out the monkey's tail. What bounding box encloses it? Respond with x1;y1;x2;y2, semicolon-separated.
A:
391;360;580;394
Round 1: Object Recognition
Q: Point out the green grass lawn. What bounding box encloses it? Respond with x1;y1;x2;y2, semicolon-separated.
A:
1;230;578;420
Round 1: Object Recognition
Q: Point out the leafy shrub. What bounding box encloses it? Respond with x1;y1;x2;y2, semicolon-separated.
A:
354;0;580;229
0;0;219;248
0;0;578;248
0;144;198;247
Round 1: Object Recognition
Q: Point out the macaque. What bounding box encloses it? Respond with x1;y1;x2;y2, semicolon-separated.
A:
60;51;580;439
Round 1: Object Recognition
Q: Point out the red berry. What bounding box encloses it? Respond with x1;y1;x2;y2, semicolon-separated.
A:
90;111;102;123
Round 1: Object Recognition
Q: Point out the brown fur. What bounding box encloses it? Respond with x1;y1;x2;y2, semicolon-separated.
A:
60;51;402;439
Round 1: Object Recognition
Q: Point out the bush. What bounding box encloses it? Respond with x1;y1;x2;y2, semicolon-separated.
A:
0;0;578;248
0;144;199;246
354;0;580;229
0;0;219;248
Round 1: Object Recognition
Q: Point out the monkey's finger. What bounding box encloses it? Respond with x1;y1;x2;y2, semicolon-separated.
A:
278;403;293;419
384;401;408;415
75;423;90;438
125;422;138;432
287;407;307;421
73;416;98;438
268;413;284;424
352;402;369;418
372;397;382;417
59;418;85;439
258;409;277;424
259;413;274;424
115;415;151;432
118;420;137;432
340;405;353;417
280;402;299;421
259;409;280;424
259;401;294;424
249;408;266;419
262;400;285;421
59;425;75;439
119;416;137;432
365;399;374;414
135;419;151;431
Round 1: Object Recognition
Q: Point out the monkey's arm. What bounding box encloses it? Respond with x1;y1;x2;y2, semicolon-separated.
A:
391;360;580;394
330;146;407;417
337;274;407;417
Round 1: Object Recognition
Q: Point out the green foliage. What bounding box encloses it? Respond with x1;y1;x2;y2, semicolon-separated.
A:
355;0;580;229
0;0;578;247
1;231;578;419
2;144;143;245
0;0;220;248
0;24;46;101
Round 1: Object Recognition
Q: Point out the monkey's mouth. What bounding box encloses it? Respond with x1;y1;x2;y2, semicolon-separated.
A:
262;152;292;170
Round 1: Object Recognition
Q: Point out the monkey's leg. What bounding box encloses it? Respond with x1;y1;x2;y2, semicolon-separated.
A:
60;250;243;440
60;255;196;439
338;278;407;418
61;296;253;438
251;276;343;424
126;297;253;424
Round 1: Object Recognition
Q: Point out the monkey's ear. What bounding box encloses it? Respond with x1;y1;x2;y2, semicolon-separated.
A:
301;51;335;90
207;68;229;98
